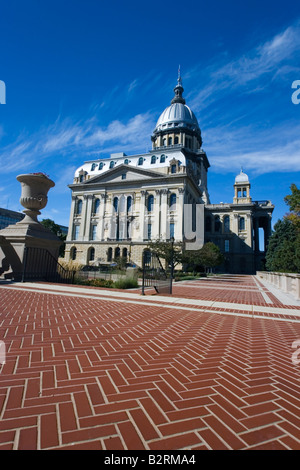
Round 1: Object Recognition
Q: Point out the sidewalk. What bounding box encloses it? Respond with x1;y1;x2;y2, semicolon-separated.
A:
0;275;300;450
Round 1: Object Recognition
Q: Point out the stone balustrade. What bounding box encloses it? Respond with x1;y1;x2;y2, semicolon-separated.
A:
257;271;300;301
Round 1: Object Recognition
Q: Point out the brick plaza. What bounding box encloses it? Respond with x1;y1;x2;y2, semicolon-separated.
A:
0;275;300;450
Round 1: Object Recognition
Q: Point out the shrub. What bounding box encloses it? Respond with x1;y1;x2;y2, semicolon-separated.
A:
113;277;139;289
74;277;114;288
175;275;197;281
59;260;84;272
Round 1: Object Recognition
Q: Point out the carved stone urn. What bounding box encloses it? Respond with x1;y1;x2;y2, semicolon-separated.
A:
16;173;55;223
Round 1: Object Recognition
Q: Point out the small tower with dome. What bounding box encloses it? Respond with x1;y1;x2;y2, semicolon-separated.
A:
233;169;252;204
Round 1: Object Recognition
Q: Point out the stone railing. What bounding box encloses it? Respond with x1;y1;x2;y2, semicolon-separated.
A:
257;271;300;301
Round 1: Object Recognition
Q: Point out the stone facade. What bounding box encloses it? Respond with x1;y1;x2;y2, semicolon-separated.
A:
65;76;274;273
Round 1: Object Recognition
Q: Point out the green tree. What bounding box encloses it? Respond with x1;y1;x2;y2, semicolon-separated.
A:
266;184;300;273
265;218;300;272
41;218;66;257
284;183;300;215
183;242;224;272
147;239;184;269
284;183;300;230
198;242;225;271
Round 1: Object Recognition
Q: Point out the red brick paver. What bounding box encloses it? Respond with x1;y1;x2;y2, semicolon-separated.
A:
0;276;300;450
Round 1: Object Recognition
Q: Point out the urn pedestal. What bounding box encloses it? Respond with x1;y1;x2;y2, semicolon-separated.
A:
17;173;55;224
0;173;62;281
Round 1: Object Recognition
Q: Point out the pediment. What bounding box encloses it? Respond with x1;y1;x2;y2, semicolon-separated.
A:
83;164;162;184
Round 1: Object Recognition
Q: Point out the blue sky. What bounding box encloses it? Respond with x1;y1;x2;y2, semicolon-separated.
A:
0;0;300;227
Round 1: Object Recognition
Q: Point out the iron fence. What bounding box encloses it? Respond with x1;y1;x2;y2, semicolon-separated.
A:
141;250;171;295
21;247;75;284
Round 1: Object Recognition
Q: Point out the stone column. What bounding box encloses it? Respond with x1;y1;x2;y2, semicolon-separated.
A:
176;188;184;241
79;195;88;240
98;193;106;241
139;191;147;241
254;218;259;252
83;195;94;241
160;189;169;240
152;190;161;239
67;196;77;241
246;213;253;250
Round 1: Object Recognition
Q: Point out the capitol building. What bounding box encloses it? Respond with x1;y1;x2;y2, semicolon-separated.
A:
65;75;274;274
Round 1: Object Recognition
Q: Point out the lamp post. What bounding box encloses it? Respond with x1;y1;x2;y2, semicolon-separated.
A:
170;236;174;294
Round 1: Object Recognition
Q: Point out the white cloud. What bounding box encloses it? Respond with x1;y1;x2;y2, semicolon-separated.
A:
189;21;300;112
0;112;155;174
204;122;300;175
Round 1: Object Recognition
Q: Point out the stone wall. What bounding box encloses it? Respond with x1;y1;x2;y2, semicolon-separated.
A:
257;271;300;301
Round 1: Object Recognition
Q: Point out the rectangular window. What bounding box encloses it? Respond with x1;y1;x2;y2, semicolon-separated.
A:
121;174;126;180
91;225;97;240
73;225;80;240
225;240;230;252
147;223;152;240
170;223;175;239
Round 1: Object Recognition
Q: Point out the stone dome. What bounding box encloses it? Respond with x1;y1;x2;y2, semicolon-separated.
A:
152;73;202;147
153;102;200;134
235;169;249;183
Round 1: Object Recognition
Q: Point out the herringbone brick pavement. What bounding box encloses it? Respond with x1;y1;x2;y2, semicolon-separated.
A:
0;276;300;450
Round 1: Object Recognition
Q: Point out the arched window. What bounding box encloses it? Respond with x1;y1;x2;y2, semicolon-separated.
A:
147;194;154;212
169;193;176;209
171;164;176;174
115;247;120;258
91;163;97;171
168;137;172;145
122;248;128;259
88;247;95;262
113;197;118;213
215;216;221;233
160;154;165;163
224;215;230;233
107;247;112;262
70;247;77;261
138;157;143;166
119;195;125;213
205;216;212;232
239;217;245;231
127;196;132;213
94;198;100;214
99;162;103;170
174;136;179;144
76;199;82;215
109;161;114;169
151;155;156;164
124;159;129;165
